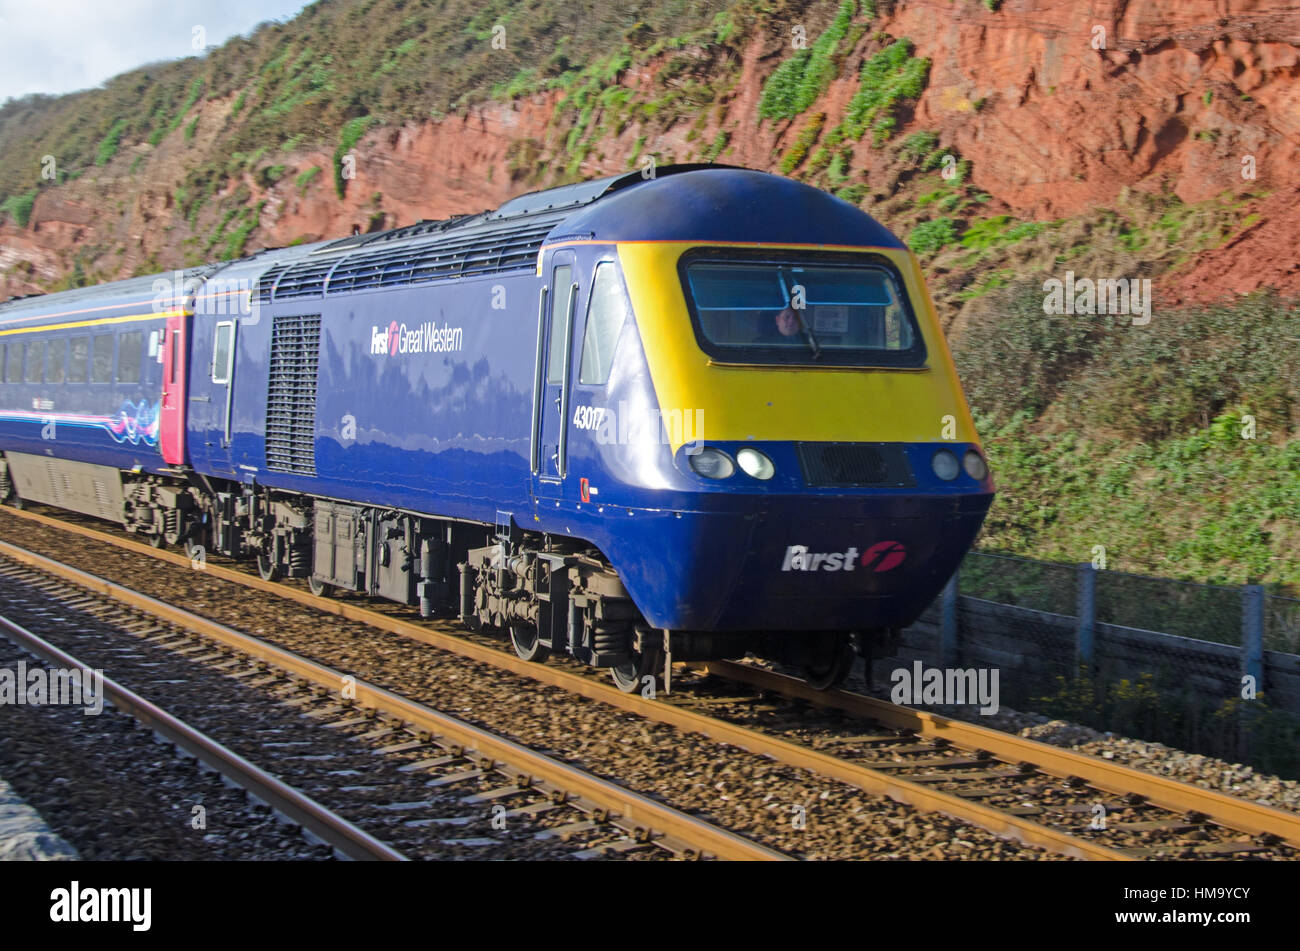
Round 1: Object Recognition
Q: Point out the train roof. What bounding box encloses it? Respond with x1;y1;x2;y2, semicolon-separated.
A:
0;166;904;322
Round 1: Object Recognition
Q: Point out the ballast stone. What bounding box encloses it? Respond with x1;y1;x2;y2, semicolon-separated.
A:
0;777;78;860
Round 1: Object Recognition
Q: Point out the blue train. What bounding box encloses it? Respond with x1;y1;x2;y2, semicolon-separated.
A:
0;166;993;690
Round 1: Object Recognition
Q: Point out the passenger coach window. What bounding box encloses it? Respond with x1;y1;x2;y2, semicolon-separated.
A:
579;263;628;386
547;267;573;385
6;343;22;383
117;331;143;384
47;339;66;384
24;340;44;383
91;335;114;383
212;321;234;384
68;336;89;383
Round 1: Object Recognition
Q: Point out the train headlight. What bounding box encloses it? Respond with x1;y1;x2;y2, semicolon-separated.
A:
931;449;960;481
963;449;988;480
736;448;775;480
689;448;735;479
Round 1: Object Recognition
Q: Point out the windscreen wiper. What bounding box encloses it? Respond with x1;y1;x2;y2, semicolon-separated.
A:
780;272;822;359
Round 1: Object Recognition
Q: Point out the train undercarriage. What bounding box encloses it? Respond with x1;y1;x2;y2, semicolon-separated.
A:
0;453;894;692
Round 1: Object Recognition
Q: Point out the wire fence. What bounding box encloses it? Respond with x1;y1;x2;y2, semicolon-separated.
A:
902;549;1300;778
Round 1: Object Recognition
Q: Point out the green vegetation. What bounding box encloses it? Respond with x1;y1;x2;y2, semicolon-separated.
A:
838;38;930;145
0;190;36;227
294;166;321;193
907;216;957;254
758;1;857;122
95;119;128;165
0;0;754;215
955;287;1300;586
779;113;825;174
332;115;375;198
1033;672;1300;778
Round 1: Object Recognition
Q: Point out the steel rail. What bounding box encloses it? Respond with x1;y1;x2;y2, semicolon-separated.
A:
704;659;1300;851
17;505;1300;856
0;510;1137;859
0;535;786;861
0;608;405;861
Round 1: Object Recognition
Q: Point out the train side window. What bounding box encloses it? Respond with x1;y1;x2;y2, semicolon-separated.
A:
7;343;22;383
68;336;89;383
117;330;143;384
24;340;45;383
47;339;66;384
212;321;235;384
579;263;628;386
547;266;573;385
91;335;114;383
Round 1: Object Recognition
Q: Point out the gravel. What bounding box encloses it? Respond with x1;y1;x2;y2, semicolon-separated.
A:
0;508;1063;860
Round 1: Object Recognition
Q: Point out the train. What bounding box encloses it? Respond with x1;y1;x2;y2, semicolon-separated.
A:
0;165;993;691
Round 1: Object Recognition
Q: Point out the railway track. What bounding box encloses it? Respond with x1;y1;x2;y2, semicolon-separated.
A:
0;541;784;861
2;503;1297;860
0;602;401;861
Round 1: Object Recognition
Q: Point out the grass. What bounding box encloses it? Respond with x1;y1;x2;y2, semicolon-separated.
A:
908;216;957;254
954;287;1300;586
838;38;930;145
332;115;376;198
0;191;37;227
758;0;857;122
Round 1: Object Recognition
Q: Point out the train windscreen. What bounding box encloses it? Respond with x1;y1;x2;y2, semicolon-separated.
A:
679;250;926;367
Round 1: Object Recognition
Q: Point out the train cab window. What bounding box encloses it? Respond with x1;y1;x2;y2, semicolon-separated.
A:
547;267;573;386
24;340;44;383
578;263;628;386
91;335;114;383
212;321;235;384
679;251;926;368
68;336;89;383
47;339;66;384
117;331;143;384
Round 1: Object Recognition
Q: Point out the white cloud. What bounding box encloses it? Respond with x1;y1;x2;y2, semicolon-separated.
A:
0;0;314;102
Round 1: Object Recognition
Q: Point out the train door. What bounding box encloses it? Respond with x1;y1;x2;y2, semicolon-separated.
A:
188;315;238;478
531;250;581;499
158;313;188;465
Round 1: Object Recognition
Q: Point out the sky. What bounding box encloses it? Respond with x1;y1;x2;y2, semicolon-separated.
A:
0;0;315;102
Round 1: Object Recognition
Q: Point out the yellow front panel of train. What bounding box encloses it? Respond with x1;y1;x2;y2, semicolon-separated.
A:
615;242;981;452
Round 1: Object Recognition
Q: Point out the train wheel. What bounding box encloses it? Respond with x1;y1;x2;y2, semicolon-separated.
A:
256;553;281;582
307;576;334;598
610;646;661;694
147;533;165;549
509;623;550;663
9;497;24;510
803;640;855;691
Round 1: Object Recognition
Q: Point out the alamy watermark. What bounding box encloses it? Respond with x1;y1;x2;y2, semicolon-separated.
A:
1042;270;1151;326
0;661;104;715
572;400;704;454
890;661;1000;715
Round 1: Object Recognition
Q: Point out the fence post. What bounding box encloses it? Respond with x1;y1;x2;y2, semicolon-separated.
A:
939;568;959;668
1241;585;1265;695
1075;563;1096;674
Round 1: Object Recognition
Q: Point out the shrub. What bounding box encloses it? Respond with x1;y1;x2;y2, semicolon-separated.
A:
907;216;957;255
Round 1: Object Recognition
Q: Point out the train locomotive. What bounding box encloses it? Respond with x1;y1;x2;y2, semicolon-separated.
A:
0;165;993;691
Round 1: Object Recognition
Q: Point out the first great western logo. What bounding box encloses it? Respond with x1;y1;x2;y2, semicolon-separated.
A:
370;320;464;356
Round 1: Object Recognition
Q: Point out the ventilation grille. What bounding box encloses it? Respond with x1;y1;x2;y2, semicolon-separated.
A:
255;215;563;304
265;314;321;475
256;264;288;304
796;443;915;488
